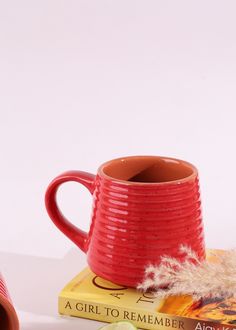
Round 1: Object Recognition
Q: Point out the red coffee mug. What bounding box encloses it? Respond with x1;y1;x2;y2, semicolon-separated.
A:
45;156;205;287
0;274;19;330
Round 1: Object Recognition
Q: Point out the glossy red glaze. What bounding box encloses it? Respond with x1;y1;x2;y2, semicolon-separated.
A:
45;170;95;252
45;156;205;287
0;274;19;330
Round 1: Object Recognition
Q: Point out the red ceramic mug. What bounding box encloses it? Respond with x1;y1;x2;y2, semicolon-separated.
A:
45;156;205;287
0;274;19;330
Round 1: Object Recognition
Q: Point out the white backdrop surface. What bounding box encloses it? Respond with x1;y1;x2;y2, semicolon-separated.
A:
0;1;236;329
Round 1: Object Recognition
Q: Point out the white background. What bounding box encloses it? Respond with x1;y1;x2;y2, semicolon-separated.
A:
0;1;236;329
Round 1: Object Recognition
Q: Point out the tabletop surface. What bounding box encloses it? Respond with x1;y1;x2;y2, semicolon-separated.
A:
0;249;105;330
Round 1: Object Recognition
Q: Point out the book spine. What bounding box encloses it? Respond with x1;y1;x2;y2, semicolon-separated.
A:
59;296;236;330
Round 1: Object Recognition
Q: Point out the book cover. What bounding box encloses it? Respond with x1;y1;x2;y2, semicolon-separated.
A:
59;251;236;330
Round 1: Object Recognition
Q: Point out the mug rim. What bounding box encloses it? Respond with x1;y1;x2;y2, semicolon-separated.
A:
98;155;198;185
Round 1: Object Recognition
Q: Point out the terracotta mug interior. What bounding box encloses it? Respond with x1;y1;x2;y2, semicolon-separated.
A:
101;156;197;183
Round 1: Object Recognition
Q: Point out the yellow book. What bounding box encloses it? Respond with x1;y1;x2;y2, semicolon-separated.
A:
59;254;236;330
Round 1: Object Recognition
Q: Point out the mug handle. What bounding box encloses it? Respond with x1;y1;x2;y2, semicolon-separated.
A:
45;170;96;253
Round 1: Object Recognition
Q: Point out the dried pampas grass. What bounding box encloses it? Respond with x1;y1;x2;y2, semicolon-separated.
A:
138;246;236;301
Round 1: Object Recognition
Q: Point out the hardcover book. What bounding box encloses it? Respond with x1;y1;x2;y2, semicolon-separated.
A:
59;251;236;330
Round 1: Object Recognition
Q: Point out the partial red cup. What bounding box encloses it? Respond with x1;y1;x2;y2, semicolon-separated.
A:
45;155;205;287
0;274;19;330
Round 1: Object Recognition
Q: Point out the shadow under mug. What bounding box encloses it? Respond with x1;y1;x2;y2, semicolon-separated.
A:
45;156;205;287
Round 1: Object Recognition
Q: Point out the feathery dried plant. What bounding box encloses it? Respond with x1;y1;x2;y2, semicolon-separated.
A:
138;246;236;300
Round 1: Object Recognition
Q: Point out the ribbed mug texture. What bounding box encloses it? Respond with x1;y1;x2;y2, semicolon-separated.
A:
45;156;205;288
87;174;205;287
0;274;19;330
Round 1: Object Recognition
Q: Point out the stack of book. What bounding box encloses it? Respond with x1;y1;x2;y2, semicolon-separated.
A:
59;252;236;330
